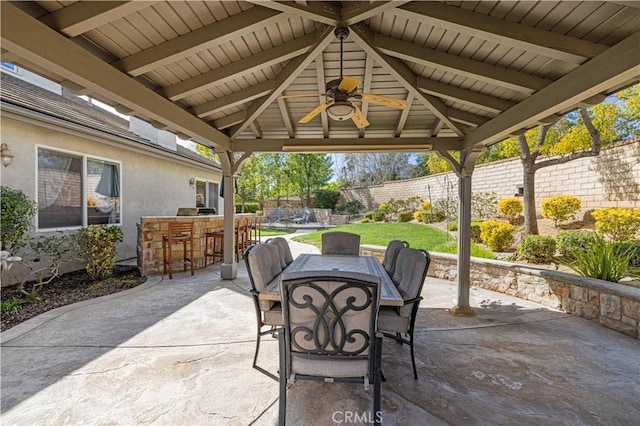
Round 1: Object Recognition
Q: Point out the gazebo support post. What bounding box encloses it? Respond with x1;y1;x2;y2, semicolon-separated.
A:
437;148;481;316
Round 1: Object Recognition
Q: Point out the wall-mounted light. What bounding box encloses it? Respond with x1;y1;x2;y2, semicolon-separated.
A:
189;177;196;187
1;143;14;167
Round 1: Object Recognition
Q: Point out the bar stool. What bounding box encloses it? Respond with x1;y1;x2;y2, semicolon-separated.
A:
204;230;224;266
235;218;249;261
162;222;195;279
249;216;262;245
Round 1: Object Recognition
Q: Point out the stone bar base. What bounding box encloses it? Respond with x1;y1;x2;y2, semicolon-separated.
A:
137;214;254;276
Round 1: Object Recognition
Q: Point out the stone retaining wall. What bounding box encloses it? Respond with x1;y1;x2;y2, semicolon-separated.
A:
344;139;640;214
360;244;640;339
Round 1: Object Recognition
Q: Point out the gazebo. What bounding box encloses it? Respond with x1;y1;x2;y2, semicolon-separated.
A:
2;0;638;314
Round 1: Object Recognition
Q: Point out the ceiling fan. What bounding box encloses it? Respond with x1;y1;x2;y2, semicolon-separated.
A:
281;27;407;129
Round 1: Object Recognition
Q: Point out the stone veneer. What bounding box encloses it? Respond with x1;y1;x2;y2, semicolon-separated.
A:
360;244;640;339
137;214;254;276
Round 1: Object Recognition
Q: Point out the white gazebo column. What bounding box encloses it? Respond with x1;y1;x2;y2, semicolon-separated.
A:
437;148;480;316
220;172;237;279
452;170;474;316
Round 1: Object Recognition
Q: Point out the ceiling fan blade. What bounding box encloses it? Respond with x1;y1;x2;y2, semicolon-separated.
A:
357;93;407;109
280;93;326;99
351;104;370;129
298;101;330;124
338;77;361;93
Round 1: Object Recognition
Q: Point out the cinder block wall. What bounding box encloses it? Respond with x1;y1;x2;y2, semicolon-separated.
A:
343;140;640;213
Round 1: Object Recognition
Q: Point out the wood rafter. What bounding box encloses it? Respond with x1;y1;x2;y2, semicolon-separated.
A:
233;137;463;152
417;77;515;114
245;0;341;25
0;2;231;151
314;55;329;137
350;23;465;137
394;93;413;137
358;54;374;138
191;81;274;118
214;111;245;130
39;1;154;37
230;26;335;139
162;32;318;101
114;6;282;76
464;32;640;149
376;34;550;94
277;97;295;138
395;2;608;64
341;1;411;26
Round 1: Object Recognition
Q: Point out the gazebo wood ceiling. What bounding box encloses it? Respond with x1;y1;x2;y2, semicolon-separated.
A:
1;1;639;155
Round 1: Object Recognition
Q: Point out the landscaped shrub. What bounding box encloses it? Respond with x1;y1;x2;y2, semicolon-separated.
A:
470;221;483;243
420;201;431;211
433;198;457;221
314;189;341;209
1;186;37;252
421;209;445;224
235;202;259;213
498;197;523;224
397;211;413;223
517;235;556;263
541;195;581;226
364;211;374;220
256;210;263;216
447;221;458;231
344;200;364;215
76;225;123;281
360;218;370;223
613;241;640;268
371;209;385;222
479;220;515;252
565;240;639;283
471;192;498;218
556;230;601;259
592;208;640;242
413;211;422;221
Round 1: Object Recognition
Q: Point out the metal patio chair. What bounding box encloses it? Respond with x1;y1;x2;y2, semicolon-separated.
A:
265;237;294;270
278;270;383;425
244;243;284;381
321;231;361;256
378;248;430;380
381;240;409;278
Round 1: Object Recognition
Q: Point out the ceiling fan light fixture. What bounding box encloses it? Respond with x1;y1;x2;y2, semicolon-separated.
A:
326;100;355;121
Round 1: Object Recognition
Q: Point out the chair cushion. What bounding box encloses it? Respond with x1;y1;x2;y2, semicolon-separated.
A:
263;302;283;326
321;231;360;256
268;237;293;268
377;306;410;333
392;248;428;317
246;243;283;293
291;356;369;378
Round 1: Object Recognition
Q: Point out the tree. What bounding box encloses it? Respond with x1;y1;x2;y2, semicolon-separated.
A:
284;154;332;206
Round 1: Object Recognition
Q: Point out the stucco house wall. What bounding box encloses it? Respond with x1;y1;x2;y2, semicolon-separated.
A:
1;72;222;285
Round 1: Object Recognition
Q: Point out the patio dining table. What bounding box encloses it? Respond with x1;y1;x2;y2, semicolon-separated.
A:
260;253;403;307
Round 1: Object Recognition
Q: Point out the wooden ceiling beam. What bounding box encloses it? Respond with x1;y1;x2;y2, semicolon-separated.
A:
350;23;465;137
0;2;231;151
114;6;282;76
277;97;295;138
464;32;640;150
245;0;341;25
395;2;608;64
394;93;413;137
341;1;411;26
162;32;318;101
376;34;550;94
233;137;464;152
314;54;329;137
214;111;246;130
230;26;335;139
39;1;153;37
417;77;515;114
358;54;374;138
191;81;275;118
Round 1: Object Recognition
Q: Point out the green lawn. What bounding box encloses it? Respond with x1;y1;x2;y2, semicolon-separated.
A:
291;222;495;259
259;227;296;237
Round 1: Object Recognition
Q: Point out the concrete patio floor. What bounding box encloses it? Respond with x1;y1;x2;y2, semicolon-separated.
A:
1;233;639;425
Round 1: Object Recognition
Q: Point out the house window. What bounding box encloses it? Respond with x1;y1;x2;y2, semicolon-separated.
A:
37;147;121;230
195;180;219;212
1;62;18;73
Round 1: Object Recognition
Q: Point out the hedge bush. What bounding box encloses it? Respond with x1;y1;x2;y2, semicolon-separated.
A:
556;230;601;259
479;220;515;252
1;186;37;252
315;189;341;209
420;201;431;211
592;208;640;242
541;195;581;226
470;221;483;243
447;221;458;231
498;197;523;223
364;211;374;220
397;211;413;223
421;209;445;224
371;209;385;222
235;202;259;213
413;211;422;221
517;235;556;263
76;225;123;281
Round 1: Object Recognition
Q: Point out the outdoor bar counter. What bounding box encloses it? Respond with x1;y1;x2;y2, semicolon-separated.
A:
137;214;254;276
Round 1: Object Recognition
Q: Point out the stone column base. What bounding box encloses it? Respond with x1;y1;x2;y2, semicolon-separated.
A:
452;305;475;316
